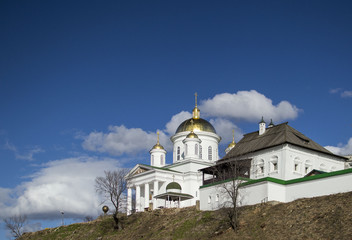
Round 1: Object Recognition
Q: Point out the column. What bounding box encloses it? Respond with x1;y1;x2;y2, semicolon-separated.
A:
127;187;132;215
153;180;159;210
144;183;149;210
136;185;140;212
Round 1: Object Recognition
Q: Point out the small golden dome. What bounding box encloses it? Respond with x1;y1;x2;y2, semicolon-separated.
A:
227;141;236;148
227;129;236;148
152;143;164;150
151;132;164;150
186;131;199;139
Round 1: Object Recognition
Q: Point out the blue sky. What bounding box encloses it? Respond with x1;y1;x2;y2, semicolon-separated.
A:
1;0;352;238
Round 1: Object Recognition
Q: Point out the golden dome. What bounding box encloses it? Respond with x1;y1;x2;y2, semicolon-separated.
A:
152;143;164;150
176;118;216;134
151;132;164;150
227;141;236;149
176;92;216;134
227;129;236;148
186;131;199;139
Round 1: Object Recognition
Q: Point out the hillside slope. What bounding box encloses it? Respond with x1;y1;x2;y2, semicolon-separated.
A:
19;192;352;240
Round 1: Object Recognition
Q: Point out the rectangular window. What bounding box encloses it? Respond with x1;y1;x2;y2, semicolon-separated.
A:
294;163;298;171
199;145;202;159
273;162;278;171
208;146;212;160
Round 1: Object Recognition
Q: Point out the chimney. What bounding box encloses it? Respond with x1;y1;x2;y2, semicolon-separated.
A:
259;117;266;135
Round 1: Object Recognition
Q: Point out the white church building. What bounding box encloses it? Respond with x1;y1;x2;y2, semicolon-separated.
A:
125;97;221;214
125;97;352;215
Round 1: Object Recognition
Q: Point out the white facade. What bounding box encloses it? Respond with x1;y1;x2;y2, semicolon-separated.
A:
125;103;221;215
126;106;350;214
200;120;350;211
171;131;220;163
200;168;352;211
250;144;345;181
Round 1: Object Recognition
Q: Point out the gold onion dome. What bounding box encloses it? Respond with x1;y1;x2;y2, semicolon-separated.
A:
151;132;164;150
227;141;236;148
227;129;236;148
175;92;216;134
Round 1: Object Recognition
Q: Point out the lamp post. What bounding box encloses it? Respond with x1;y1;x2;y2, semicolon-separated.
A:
60;211;64;226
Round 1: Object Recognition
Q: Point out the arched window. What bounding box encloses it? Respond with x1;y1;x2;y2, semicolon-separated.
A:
270;156;278;172
305;160;312;174
195;144;198;155
177;147;180;160
199;145;203;159
151;155;154;166
161;155;164;165
208;146;212;160
257;159;264;175
294;157;301;173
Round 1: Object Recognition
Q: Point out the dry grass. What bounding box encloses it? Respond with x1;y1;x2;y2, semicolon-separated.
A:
18;192;352;240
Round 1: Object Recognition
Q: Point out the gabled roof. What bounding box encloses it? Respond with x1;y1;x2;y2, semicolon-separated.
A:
223;122;346;161
125;163;181;179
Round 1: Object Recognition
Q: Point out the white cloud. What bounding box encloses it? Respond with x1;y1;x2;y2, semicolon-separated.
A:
81;91;301;157
341;91;352;98
82;112;193;156
209;118;243;144
329;88;342;94
0;156;121;219
4;141;44;161
200;90;300;122
164;111;192;135
329;88;352;98
325;138;352;156
82;125;165;155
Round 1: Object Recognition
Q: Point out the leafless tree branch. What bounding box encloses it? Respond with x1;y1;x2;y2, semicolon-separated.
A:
214;159;251;230
3;214;27;239
95;169;129;230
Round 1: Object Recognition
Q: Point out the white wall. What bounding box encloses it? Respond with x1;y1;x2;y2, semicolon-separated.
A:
200;170;352;211
284;173;352;202
249;144;345;181
171;131;221;163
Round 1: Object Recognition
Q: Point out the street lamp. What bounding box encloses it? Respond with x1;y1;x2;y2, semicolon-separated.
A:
60;211;64;226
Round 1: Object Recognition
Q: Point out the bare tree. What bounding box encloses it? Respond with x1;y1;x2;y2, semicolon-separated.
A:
212;159;251;230
95;169;129;230
3;215;27;239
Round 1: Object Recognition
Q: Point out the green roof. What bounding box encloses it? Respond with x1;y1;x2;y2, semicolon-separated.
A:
166;182;182;190
154;192;193;201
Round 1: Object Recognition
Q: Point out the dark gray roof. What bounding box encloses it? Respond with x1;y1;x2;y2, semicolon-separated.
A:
222;122;346;161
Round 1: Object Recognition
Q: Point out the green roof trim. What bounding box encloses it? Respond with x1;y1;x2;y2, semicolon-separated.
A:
200;168;352;189
200;177;250;189
139;164;181;173
154;192;193;200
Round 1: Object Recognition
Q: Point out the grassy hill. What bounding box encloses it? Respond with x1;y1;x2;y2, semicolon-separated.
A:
18;192;352;240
